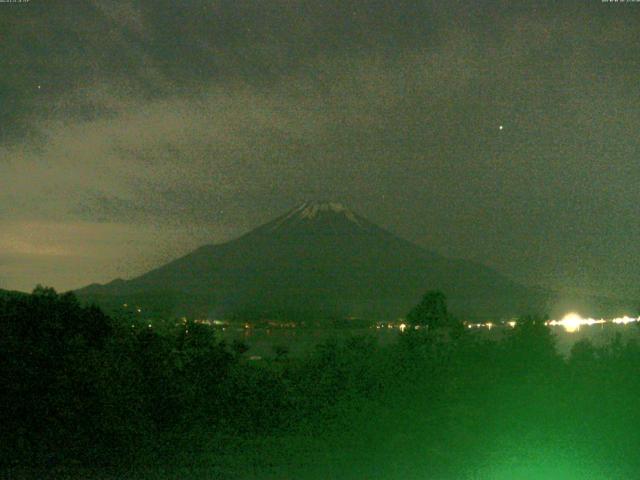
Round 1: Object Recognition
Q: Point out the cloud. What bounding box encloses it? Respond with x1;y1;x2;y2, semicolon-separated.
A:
0;220;234;291
2;1;640;296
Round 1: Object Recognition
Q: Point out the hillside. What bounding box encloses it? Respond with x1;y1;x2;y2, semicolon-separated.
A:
75;202;557;321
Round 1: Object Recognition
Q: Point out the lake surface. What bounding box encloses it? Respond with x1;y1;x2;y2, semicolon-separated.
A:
216;326;399;358
215;322;640;359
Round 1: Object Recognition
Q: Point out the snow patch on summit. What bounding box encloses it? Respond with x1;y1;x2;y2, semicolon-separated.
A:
269;201;362;230
299;202;358;222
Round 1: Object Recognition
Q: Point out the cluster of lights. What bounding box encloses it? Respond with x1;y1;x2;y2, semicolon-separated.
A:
546;313;604;333
612;316;638;325
122;303;142;313
547;313;639;333
467;321;495;330
466;313;639;334
374;322;417;331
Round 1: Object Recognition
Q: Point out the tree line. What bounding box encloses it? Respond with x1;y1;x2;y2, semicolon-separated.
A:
2;287;640;479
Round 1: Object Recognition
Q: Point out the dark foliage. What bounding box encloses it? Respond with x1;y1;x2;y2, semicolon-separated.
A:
2;288;640;479
406;290;454;329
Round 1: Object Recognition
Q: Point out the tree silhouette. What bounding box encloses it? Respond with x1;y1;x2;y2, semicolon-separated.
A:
502;314;559;376
406;291;452;329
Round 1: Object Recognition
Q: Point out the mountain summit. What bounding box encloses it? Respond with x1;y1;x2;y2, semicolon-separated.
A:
77;202;547;320
278;201;361;223
256;201;367;234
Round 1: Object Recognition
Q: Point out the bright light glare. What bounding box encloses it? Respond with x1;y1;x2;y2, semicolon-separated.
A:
547;312;590;333
559;312;583;333
546;312;636;333
465;314;637;333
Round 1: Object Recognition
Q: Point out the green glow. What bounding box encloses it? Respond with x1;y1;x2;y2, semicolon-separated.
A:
466;445;611;480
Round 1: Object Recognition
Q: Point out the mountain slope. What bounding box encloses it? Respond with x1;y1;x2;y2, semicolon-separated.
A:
77;201;549;321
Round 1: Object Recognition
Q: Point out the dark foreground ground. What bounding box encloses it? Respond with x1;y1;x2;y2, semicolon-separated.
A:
2;288;640;479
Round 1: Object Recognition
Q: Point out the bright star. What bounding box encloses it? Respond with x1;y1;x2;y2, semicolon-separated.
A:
499;125;503;130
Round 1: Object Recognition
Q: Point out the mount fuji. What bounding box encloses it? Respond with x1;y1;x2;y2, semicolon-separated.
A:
76;201;549;321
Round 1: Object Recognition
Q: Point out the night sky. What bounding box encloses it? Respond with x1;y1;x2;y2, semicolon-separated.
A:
1;1;639;299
